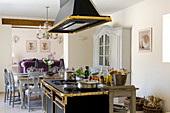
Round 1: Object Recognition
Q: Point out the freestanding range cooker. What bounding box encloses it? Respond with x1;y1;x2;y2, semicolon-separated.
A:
42;79;109;113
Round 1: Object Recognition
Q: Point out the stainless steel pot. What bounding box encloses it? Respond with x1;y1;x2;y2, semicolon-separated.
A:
77;81;99;89
64;71;74;80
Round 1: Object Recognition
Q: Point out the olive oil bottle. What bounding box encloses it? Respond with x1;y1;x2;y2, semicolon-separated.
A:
100;72;105;84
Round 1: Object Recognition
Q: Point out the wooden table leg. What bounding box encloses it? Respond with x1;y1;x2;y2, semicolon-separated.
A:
19;81;24;108
109;92;113;113
130;90;136;113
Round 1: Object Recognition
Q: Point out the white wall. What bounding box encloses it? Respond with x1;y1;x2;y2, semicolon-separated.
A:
109;0;170;111
63;33;69;68
67;27;99;69
12;28;64;64
0;24;12;92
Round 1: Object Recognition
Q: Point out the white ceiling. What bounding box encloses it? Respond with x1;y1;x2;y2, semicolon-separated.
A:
0;0;143;20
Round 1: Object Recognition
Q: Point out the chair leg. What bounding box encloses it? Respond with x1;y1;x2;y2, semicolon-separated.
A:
42;93;44;111
7;89;9;101
23;92;26;108
18;91;20;101
9;91;12;105
12;92;15;107
4;86;7;102
28;95;30;112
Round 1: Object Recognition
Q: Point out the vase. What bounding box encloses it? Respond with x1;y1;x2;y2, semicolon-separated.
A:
48;65;51;72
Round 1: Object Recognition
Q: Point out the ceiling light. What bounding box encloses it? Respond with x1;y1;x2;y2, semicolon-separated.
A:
37;6;58;40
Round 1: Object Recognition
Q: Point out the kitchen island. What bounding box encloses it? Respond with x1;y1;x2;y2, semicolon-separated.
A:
42;79;109;113
42;79;137;113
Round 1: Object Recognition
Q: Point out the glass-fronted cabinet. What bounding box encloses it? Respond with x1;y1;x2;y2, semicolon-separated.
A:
93;25;131;85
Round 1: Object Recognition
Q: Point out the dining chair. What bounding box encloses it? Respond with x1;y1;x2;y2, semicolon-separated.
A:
8;70;27;107
26;67;44;88
25;72;44;112
3;69;10;102
51;66;60;73
27;66;44;73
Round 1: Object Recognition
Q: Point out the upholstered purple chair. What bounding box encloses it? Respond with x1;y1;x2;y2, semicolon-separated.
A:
19;58;62;73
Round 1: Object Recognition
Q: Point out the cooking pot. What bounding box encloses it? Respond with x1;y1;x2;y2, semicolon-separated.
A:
64;71;75;80
77;81;99;89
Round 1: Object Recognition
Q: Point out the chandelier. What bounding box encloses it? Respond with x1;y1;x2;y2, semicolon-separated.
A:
37;6;58;40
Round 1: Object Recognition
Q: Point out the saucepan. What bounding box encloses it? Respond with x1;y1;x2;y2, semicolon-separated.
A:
77;81;99;89
64;71;75;80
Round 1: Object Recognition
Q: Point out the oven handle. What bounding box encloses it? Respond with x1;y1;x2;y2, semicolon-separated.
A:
53;101;65;110
43;91;52;99
55;96;65;106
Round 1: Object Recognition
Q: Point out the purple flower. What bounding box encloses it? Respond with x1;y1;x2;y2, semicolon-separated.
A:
53;52;56;55
47;54;51;58
72;67;75;71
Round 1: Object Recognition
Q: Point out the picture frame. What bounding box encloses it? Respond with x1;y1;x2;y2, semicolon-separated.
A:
139;27;152;52
26;40;37;52
40;41;50;52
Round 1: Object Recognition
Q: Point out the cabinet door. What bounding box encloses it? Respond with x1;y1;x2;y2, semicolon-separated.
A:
99;35;104;66
110;34;119;69
43;91;53;113
98;34;110;67
104;34;110;66
93;26;124;69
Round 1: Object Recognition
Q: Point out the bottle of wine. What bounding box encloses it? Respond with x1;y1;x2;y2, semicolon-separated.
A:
85;66;90;79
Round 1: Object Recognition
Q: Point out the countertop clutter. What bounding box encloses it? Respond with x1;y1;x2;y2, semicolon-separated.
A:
42;78;137;113
41;66;136;113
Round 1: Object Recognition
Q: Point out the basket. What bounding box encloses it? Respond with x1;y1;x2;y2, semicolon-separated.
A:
143;106;162;113
113;75;127;86
113;104;128;113
124;97;144;111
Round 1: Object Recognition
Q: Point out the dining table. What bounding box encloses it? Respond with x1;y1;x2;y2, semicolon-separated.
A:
16;72;62;108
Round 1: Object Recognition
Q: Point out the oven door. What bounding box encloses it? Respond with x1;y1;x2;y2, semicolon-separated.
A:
53;94;65;113
43;89;53;113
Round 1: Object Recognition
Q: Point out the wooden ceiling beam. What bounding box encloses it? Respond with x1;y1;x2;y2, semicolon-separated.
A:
2;18;54;27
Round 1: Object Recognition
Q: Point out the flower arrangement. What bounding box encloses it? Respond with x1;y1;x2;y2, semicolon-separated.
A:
43;52;56;72
109;68;129;75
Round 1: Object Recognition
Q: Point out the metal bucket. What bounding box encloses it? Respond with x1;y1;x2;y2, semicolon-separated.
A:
113;75;127;86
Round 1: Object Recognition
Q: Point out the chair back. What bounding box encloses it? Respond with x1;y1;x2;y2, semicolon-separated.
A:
8;70;15;91
4;69;9;86
27;66;44;73
27;72;43;92
51;66;60;73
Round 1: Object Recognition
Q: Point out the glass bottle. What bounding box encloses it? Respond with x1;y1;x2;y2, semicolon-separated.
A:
100;72;105;84
85;66;90;79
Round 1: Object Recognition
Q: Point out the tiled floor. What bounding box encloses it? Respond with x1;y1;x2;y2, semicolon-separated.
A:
0;92;143;113
0;93;42;113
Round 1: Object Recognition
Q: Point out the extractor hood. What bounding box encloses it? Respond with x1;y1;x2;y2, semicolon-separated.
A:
47;0;112;34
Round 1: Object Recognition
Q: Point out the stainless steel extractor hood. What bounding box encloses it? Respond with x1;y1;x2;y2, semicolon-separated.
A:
47;0;112;34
